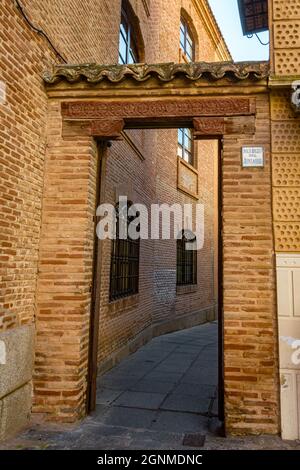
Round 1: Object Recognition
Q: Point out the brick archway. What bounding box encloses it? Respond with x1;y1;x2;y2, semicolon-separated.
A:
35;61;279;435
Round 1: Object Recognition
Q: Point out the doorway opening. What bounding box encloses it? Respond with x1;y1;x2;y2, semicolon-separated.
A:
87;128;224;438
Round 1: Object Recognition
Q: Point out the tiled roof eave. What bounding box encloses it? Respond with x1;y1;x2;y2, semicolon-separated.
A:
43;61;270;85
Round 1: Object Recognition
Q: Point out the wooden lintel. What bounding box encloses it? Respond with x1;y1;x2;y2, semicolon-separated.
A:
193;117;225;137
62;119;125;140
193;116;256;139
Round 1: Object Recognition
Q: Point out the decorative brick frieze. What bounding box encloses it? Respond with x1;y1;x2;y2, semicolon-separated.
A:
61;98;255;123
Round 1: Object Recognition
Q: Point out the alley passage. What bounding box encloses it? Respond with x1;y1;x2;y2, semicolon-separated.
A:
96;322;218;433
1;323;219;450
2;322;300;449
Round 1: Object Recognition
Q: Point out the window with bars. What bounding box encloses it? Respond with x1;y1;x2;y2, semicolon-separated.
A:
119;3;139;64
180;17;195;62
177;231;197;286
177;128;194;166
109;203;140;301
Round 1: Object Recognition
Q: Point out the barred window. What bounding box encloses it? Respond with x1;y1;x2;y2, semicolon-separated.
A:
177;231;197;286
119;2;139;64
110;203;140;301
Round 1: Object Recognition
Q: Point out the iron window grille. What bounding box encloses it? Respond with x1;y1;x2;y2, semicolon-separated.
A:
178;127;194;166
119;5;139;64
109;203;140;301
177;231;197;286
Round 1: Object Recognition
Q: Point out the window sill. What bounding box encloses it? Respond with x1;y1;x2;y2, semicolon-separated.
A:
176;285;198;295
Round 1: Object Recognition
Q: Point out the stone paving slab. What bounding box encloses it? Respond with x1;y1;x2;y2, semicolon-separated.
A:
172;383;216;398
114;391;166;410
96;388;123;405
97;406;157;429
160;394;211;414
151;411;209;433
145;371;185;383
128;380;175;394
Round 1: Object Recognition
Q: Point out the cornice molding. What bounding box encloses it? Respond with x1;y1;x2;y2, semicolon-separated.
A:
192;0;232;61
43;61;269;85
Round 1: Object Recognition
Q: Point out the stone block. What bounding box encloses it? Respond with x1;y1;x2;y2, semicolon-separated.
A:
0;325;35;400
0;383;32;441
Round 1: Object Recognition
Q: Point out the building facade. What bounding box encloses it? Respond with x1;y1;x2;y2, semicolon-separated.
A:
269;0;300;440
0;0;228;439
0;0;299;442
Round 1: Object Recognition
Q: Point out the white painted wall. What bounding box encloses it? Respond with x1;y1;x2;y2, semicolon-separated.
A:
277;254;300;440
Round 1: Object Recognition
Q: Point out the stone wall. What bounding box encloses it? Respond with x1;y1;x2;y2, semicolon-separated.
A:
271;0;300;76
270;0;300;440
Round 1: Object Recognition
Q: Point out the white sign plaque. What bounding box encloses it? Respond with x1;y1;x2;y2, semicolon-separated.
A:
242;147;264;168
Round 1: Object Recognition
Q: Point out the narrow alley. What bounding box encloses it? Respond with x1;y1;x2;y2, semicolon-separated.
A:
1;323;299;450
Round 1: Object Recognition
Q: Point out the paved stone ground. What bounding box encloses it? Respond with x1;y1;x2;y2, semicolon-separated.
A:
1;322;300;450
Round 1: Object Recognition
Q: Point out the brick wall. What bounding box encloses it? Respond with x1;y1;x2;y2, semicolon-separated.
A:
34;101;98;422
223;94;279;435
97;132;157;365
271;0;300;76
0;0;54;333
1;0;227;429
0;2;59;434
